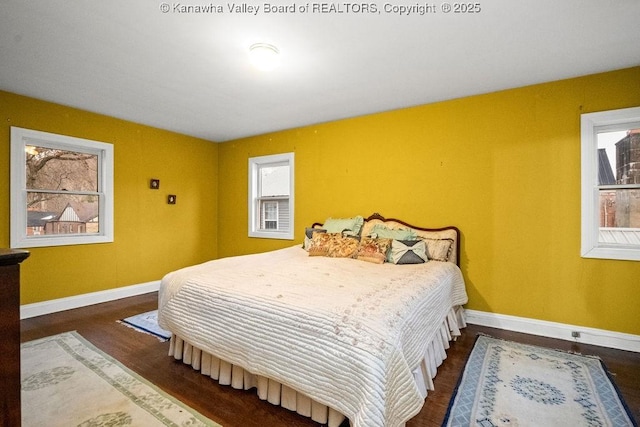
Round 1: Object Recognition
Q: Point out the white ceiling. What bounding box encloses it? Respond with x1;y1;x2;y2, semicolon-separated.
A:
1;1;639;142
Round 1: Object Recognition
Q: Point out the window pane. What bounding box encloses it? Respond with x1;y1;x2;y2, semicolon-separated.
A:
598;189;640;228
598;188;640;245
260;201;278;230
597;129;640;185
27;192;100;236
26;145;98;191
263;202;277;220
259;165;289;197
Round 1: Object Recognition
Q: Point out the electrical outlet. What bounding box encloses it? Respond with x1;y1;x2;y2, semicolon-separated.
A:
571;331;581;338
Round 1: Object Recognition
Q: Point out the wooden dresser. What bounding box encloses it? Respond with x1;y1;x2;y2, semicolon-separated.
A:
0;249;30;427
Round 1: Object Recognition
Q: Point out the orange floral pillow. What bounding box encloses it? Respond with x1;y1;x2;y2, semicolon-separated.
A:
355;237;392;264
308;232;360;258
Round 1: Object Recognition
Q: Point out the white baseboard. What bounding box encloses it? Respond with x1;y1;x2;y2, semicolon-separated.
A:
20;281;160;320
465;309;640;353
20;287;640;353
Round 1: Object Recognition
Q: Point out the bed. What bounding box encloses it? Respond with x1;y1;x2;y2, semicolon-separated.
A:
158;213;468;427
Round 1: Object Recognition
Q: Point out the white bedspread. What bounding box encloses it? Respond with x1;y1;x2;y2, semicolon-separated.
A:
158;245;468;427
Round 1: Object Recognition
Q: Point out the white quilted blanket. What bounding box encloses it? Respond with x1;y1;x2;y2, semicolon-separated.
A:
158;246;467;427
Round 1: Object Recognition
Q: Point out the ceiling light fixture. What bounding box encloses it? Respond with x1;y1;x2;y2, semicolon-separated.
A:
249;43;280;71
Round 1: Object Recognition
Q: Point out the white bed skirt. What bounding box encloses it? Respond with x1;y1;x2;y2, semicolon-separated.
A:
167;306;466;427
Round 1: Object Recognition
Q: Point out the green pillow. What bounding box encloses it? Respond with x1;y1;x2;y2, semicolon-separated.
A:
368;224;417;240
323;216;364;236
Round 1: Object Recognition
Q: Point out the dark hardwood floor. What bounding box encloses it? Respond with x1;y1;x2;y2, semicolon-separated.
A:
21;292;640;426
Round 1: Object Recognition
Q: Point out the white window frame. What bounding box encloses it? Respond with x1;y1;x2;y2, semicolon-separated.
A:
10;127;114;248
248;152;294;240
580;106;640;261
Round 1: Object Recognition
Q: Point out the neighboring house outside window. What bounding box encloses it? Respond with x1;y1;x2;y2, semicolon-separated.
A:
10;127;114;248
248;153;294;240
261;200;279;230
581;107;640;261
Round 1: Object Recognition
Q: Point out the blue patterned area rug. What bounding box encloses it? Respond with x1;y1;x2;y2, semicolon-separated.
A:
120;309;171;341
21;331;219;427
443;335;637;426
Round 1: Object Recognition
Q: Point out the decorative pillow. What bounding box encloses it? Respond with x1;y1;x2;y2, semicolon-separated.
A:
355;237;392;264
303;227;326;251
390;240;428;264
308;232;359;258
423;238;454;262
322;216;365;237
368;224;418;241
305;227;326;239
307;232;332;257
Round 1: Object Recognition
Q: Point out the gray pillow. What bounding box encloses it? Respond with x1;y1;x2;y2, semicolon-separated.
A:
390;240;428;264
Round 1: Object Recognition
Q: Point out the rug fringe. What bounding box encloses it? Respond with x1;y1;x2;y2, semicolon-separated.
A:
474;332;603;360
116;320;168;342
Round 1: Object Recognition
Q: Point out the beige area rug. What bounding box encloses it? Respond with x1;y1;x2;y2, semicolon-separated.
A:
21;331;220;427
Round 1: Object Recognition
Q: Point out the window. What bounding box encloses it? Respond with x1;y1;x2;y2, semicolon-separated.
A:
248;153;294;239
581;106;640;261
10;127;114;248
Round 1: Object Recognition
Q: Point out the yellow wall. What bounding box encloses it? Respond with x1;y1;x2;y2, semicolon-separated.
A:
3;67;639;336
217;67;640;336
0;91;219;304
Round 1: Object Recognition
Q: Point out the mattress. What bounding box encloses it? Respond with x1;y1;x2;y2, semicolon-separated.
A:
159;245;468;427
